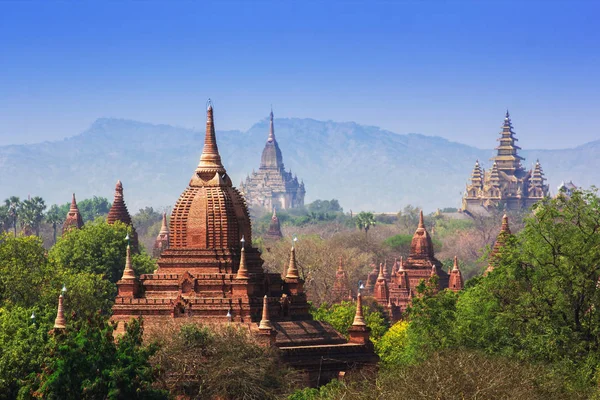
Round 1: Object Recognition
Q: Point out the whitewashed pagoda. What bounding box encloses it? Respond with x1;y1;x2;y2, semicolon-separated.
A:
240;110;305;210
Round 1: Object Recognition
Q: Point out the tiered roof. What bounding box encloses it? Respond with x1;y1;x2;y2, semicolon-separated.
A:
492;110;524;173
107;180;139;251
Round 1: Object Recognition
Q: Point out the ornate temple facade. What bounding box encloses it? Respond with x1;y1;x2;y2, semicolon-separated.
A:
240;110;305;210
462;111;549;215
62;193;84;233
365;211;462;319
111;103;375;385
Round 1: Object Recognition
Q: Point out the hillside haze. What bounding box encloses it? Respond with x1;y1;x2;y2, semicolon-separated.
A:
1;117;598;212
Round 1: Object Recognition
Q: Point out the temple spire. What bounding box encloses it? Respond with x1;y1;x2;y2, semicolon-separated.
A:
486;214;512;274
352;293;366;326
62;193;84;233
268;108;275;142
153;212;170;258
196;100;226;176
418;210;425;229
285;244;300;279
449;256;464;291
258;295;273;330
53;293;66;330
236;236;249;279
121;244;136;280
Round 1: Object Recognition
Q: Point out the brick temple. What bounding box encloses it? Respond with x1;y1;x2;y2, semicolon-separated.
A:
112;103;376;385
462;111;549;215
240;110;305;210
365;211;463;319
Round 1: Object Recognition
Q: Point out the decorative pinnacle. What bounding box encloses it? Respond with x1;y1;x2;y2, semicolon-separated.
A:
285;245;299;279
352;293;366;326
453;256;459;271
501;214;511;233
505;109;510;120
258;295;273;330
377;262;384;280
196;99;225;174
268;108;275;142
418;210;425;229
121;244;136;280
236;237;249;279
398;256;405;272
53;293;66;329
115;180;123;196
430;263;437;276
159;212;168;234
70;193;78;211
338;256;344;272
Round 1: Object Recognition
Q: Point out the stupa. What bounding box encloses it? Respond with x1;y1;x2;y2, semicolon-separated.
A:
152;212;170;258
111;102;376;385
62;193;84;233
107;180;139;252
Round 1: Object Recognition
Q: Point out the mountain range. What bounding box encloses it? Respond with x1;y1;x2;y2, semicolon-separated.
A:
0;117;598;212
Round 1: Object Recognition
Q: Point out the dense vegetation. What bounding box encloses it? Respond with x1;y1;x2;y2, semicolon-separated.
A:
1;190;600;398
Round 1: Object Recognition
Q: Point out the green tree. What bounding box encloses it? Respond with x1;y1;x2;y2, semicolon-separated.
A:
20;197;46;236
4;196;21;237
396;205;420;233
354;212;376;239
45;205;64;245
78;196;111;221
310;299;389;342
454;188;600;389
22;315;166;400
0;233;51;307
0;305;50;400
49;220;156;283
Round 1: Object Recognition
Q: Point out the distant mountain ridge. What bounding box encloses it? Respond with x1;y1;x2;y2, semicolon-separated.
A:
0;117;598;212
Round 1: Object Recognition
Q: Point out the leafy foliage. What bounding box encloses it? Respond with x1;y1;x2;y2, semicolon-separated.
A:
310;298;389;342
21;316;166;400
48;220;156;283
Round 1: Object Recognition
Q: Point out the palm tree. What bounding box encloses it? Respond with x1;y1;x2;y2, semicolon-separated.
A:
4;197;21;236
0;205;10;232
46;204;64;244
20;197;46;236
355;211;376;239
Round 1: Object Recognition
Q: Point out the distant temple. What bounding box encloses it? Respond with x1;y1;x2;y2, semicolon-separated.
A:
462;111;549;214
332;257;353;302
112;102;376;385
62;193;84;233
264;208;283;241
240;110;305;210
107;180;139;252
366;211;461;319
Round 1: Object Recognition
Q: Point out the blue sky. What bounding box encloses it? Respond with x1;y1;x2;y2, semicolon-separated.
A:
0;0;598;149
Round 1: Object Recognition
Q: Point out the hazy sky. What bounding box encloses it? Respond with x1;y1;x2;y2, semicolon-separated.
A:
1;1;598;149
